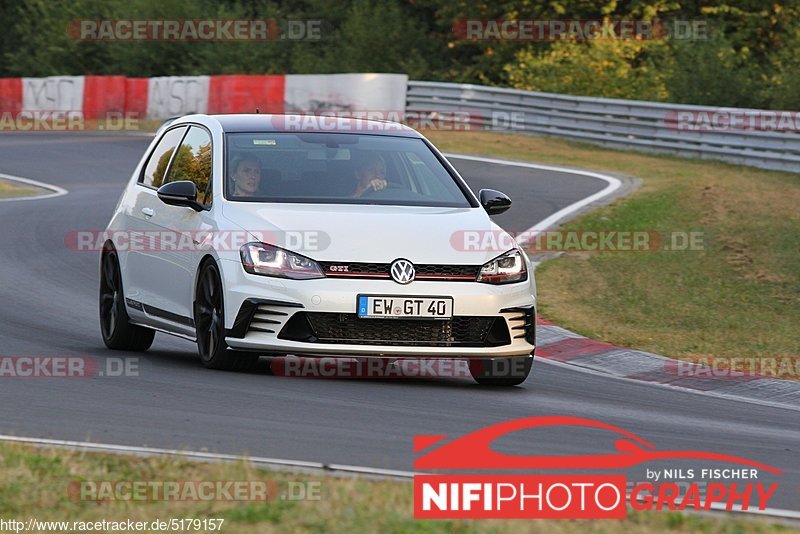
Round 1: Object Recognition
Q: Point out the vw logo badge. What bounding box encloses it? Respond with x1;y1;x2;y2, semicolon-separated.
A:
390;259;415;284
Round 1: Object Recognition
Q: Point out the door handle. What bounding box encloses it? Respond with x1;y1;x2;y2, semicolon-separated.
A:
141;207;155;217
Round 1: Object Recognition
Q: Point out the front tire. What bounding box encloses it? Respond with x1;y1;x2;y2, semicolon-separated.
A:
99;248;155;351
469;355;533;386
194;261;259;372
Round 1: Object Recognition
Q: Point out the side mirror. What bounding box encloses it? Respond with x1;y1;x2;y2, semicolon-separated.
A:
157;181;207;212
479;189;512;215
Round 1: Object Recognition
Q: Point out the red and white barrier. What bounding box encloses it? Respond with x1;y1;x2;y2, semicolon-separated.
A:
208;75;285;114
124;78;149;118
84;76;127;119
284;73;408;113
0;78;22;115
1;76;128;120
22;76;84;113
0;73;408;123
146;76;209;118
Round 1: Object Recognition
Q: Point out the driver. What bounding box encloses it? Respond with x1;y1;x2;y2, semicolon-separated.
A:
230;156;262;197
351;153;388;197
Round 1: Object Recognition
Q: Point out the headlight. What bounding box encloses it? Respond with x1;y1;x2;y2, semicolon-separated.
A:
240;242;325;280
477;249;527;284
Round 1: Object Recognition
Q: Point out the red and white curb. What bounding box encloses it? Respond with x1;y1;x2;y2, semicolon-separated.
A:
535;319;800;411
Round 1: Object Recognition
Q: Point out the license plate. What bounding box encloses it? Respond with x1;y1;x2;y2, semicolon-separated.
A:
357;295;453;319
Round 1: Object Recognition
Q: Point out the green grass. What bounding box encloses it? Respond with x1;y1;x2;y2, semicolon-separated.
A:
424;131;800;366
0;442;791;533
0;179;40;199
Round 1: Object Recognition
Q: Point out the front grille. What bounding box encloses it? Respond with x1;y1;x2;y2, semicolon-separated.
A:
318;262;480;281
320;262;387;275
278;312;511;347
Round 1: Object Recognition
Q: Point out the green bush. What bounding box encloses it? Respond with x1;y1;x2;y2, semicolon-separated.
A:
504;37;672;101
664;33;761;108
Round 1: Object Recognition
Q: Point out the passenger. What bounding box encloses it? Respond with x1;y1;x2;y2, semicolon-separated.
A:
229;156;262;197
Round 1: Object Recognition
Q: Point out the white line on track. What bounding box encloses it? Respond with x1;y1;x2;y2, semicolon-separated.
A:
0;172;68;202
0;434;413;479
443;153;622;246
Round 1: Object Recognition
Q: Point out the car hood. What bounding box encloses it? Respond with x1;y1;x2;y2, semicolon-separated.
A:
221;202;517;264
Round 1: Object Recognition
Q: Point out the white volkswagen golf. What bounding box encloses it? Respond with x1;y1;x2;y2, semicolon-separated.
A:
100;114;536;385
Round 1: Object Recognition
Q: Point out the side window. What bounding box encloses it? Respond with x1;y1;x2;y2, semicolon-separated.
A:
164;126;213;206
140;126;187;188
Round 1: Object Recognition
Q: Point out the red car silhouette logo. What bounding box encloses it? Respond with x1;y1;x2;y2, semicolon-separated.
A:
414;416;782;474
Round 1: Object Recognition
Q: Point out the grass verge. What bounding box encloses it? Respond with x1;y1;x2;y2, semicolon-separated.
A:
424;131;799;371
0;442;790;533
0;178;41;199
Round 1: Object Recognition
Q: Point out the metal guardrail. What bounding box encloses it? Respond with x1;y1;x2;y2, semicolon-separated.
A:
407;81;800;173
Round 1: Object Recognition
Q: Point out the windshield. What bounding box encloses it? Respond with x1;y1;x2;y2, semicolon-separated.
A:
224;133;473;207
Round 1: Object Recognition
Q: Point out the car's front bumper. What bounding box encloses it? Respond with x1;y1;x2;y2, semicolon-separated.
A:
219;259;536;358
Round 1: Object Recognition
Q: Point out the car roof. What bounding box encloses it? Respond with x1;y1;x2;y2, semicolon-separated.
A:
177;114;424;138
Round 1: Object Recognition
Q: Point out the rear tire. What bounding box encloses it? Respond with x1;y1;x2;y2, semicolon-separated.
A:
469;355;533;386
99;248;155;351
194;261;260;372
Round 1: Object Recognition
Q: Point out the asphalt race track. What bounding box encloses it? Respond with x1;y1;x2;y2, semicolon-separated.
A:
0;133;797;511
